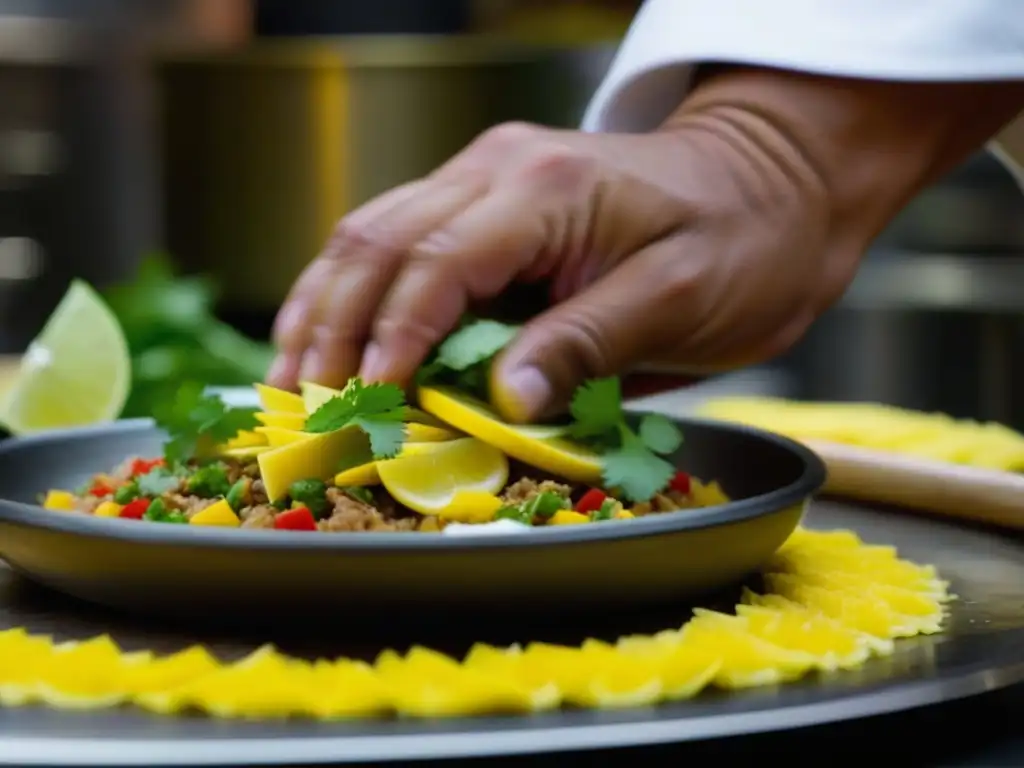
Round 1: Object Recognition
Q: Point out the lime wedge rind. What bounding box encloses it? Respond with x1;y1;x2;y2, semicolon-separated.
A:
0;280;131;435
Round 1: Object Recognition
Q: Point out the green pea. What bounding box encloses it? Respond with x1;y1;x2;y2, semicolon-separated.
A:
226;478;250;512
143;497;168;522
288;478;330;518
185;463;231;497
591;499;619;522
114;481;140;504
164;510;188;525
523;491;568;520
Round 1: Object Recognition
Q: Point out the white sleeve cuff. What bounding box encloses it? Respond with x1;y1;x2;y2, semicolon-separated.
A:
582;0;1024;186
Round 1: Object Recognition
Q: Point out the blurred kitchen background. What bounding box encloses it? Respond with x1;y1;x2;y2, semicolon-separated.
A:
2;0;1024;424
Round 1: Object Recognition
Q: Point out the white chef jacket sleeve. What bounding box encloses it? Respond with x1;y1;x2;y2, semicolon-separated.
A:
582;0;1024;187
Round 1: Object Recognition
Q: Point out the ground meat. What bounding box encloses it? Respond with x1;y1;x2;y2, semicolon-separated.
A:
240;505;277;529
631;490;690;516
501;477;572;506
319;487;420;532
249;479;269;506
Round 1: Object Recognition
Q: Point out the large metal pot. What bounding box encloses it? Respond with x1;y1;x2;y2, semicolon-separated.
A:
158;37;615;312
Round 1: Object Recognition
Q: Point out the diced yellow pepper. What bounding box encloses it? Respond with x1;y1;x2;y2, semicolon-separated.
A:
439;491;502;523
549;510;590;526
42;490;77;511
190;500;240;528
94;501;122;518
615;509;635;520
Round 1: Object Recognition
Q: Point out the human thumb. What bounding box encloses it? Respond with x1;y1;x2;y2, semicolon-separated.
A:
489;264;667;423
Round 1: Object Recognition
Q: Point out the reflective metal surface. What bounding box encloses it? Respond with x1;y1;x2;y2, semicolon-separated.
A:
0;499;1022;766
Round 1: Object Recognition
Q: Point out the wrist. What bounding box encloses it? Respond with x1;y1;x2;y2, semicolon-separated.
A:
663;66;1024;253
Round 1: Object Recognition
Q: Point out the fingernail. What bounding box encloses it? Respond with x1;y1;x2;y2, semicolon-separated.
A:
358;342;385;382
299;349;322;383
501;366;552;422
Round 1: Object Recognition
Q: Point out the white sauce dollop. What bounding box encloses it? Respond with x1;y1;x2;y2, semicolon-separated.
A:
441;519;533;536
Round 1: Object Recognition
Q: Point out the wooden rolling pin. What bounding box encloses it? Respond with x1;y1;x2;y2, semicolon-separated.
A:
807;439;1024;531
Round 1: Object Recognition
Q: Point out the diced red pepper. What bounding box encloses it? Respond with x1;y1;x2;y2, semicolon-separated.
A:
119;498;151;520
575;488;608;515
274;506;318;531
88;483;115;498
130;457;165;477
668;471;691;495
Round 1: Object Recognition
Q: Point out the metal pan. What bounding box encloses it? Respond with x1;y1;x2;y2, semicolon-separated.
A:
0;500;1023;766
0;416;823;624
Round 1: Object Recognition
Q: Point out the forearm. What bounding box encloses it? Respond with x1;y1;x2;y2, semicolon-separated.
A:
664;68;1024;256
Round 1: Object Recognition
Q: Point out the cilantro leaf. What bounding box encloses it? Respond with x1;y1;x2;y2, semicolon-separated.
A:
417;318;520;397
638;413;683;455
601;432;677;504
136;466;182;496
567;377;623;440
153;382;259;465
304;378;408;459
565;377;685;503
354;415;407;459
436;320;519;371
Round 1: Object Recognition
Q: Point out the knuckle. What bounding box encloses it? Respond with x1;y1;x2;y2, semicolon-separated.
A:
477;121;540;152
518;144;594;192
374;312;446;351
330;216;396;255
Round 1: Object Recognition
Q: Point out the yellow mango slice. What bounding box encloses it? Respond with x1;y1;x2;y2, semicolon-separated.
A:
254;383;305;414
255;411;307;431
258;426;372;502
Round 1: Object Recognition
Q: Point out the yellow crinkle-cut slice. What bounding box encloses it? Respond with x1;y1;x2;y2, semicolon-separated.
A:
36;635;153;709
306;659;393;719
0;526;951;720
0;628;54;705
462;644;562;711
137;645;314;718
679;613;816;689
375;646;532;717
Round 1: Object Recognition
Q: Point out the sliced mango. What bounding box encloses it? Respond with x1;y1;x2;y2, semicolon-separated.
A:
418;386;602;483
258;426;372;502
254;426;310;448
255;411;307;431
254;383;306;414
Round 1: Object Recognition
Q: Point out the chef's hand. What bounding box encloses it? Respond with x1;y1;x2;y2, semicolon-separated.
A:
269;66;1022;422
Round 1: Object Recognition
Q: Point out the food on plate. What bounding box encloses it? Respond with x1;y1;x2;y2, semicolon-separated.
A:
0;527;951;717
39;318;735;531
701;396;1024;472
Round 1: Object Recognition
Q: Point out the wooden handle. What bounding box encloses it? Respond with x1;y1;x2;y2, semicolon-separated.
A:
806;439;1024;530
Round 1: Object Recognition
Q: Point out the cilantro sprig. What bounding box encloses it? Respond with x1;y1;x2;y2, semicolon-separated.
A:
417;316;684;503
568;378;683;503
417;318;519;398
152;381;259;465
303;378;408;459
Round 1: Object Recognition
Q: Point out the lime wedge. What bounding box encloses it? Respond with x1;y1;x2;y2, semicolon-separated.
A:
0;280;130;434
